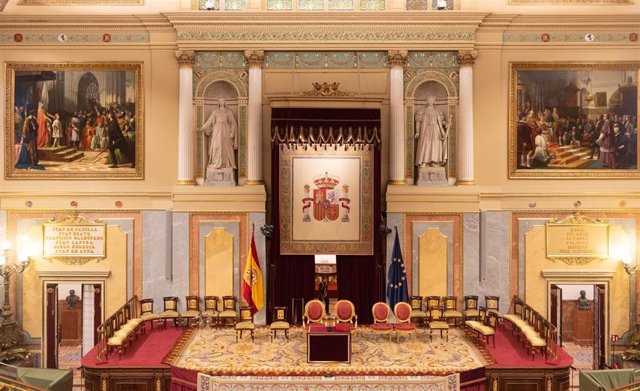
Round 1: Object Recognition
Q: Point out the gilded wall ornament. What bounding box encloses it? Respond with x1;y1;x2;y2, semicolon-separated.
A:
175;50;195;67
456;51;477;67
42;212;107;266
301;82;352;97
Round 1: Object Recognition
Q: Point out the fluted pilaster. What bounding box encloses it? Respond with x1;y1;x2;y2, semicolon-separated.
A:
245;50;264;185
176;50;195;185
388;50;407;185
456;50;477;185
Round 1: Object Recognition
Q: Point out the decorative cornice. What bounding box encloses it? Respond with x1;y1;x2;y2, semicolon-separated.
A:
503;31;638;43
387;50;408;67
175;50;195;67
244;50;264;67
456;50;477;66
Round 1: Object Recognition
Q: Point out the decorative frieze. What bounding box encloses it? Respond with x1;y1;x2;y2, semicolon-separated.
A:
0;31;149;44
503;32;638;43
177;30;474;42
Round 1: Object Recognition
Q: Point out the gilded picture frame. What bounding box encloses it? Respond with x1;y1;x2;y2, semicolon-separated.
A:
508;62;639;178
279;147;374;255
4;62;143;179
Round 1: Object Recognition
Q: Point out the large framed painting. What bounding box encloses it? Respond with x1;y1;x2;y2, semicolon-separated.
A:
4;62;143;179
509;63;639;178
279;147;373;255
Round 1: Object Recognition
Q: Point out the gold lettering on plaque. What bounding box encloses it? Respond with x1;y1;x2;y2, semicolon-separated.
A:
545;212;609;266
42;212;107;265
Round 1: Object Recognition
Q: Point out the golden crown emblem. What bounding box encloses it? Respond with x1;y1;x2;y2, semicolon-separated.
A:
313;172;339;189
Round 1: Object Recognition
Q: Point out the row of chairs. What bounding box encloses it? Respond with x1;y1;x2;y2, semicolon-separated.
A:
409;295;502;326
139;295;240;327
503;296;552;360
103;297;147;359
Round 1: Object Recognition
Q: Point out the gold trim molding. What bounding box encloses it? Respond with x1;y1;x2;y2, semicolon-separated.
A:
42;212;107;266
17;0;144;4
509;0;632;3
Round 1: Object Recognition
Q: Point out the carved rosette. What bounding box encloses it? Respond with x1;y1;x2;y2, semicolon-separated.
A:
387;50;408;68
244;50;265;68
456;50;477;67
175;50;195;68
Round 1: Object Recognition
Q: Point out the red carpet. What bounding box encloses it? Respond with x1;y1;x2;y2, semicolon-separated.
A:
82;323;184;368
485;326;573;368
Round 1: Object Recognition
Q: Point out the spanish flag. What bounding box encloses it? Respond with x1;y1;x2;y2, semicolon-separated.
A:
241;224;264;315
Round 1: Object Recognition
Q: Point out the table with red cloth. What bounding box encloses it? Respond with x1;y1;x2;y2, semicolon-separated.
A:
307;325;351;363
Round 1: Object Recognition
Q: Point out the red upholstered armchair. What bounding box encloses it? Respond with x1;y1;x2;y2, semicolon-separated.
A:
303;299;326;331
335;300;358;333
394;302;417;342
370;302;393;341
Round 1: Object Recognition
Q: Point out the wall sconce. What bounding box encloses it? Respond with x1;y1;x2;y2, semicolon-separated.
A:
0;240;32;362
612;242;637;275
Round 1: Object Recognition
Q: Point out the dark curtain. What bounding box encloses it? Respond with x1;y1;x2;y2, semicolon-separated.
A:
336;146;383;325
268;144;315;323
268;108;383;325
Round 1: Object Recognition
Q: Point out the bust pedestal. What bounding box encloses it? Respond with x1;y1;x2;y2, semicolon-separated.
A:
205;167;236;186
573;308;593;346
416;166;448;186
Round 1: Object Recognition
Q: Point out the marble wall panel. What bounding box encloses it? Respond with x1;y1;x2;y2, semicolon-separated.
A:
172;213;190;310
142;211;174;309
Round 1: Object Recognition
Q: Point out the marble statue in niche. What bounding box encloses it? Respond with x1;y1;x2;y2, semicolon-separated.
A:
415;95;451;186
198;98;238;186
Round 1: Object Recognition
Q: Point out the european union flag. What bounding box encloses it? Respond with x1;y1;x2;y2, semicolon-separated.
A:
386;228;409;310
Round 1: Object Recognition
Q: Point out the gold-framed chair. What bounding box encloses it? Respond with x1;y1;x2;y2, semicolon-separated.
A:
409;296;427;326
139;298;160;328
182;295;201;327
201;296;220;327
219;296;238;326
270;306;290;342
160;296;180;328
464;295;480;321
335;299;358;333
235;306;255;342
393;302;417;342
303;299;326;331
370;302;393;341
443;296;463;327
428;306;449;342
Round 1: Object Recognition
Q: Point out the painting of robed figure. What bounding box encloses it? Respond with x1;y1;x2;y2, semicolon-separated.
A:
509;63;639;178
4;62;143;179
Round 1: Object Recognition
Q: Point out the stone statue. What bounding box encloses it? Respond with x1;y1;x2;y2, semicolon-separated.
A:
622;322;640;361
415;96;450;168
197;98;238;185
66;289;80;310
577;290;591;311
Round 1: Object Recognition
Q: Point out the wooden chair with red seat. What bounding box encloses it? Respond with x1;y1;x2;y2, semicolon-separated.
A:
393;302;417;342
370;302;393;341
335;299;358;335
303;299;326;331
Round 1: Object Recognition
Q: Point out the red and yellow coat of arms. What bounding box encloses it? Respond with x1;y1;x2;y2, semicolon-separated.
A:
302;172;351;223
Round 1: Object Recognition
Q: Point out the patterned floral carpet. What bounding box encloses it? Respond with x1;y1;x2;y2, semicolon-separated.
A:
168;326;488;376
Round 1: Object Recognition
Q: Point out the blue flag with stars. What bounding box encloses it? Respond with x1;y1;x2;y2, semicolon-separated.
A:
386;228;409;310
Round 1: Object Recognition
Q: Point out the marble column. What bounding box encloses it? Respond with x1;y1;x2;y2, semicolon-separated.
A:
388;50;407;185
175;50;196;185
456;51;477;185
245;51;265;185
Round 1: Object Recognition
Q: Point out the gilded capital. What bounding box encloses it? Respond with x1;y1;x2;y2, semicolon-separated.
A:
244;50;265;68
456;50;477;67
387;50;408;68
175;50;195;67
